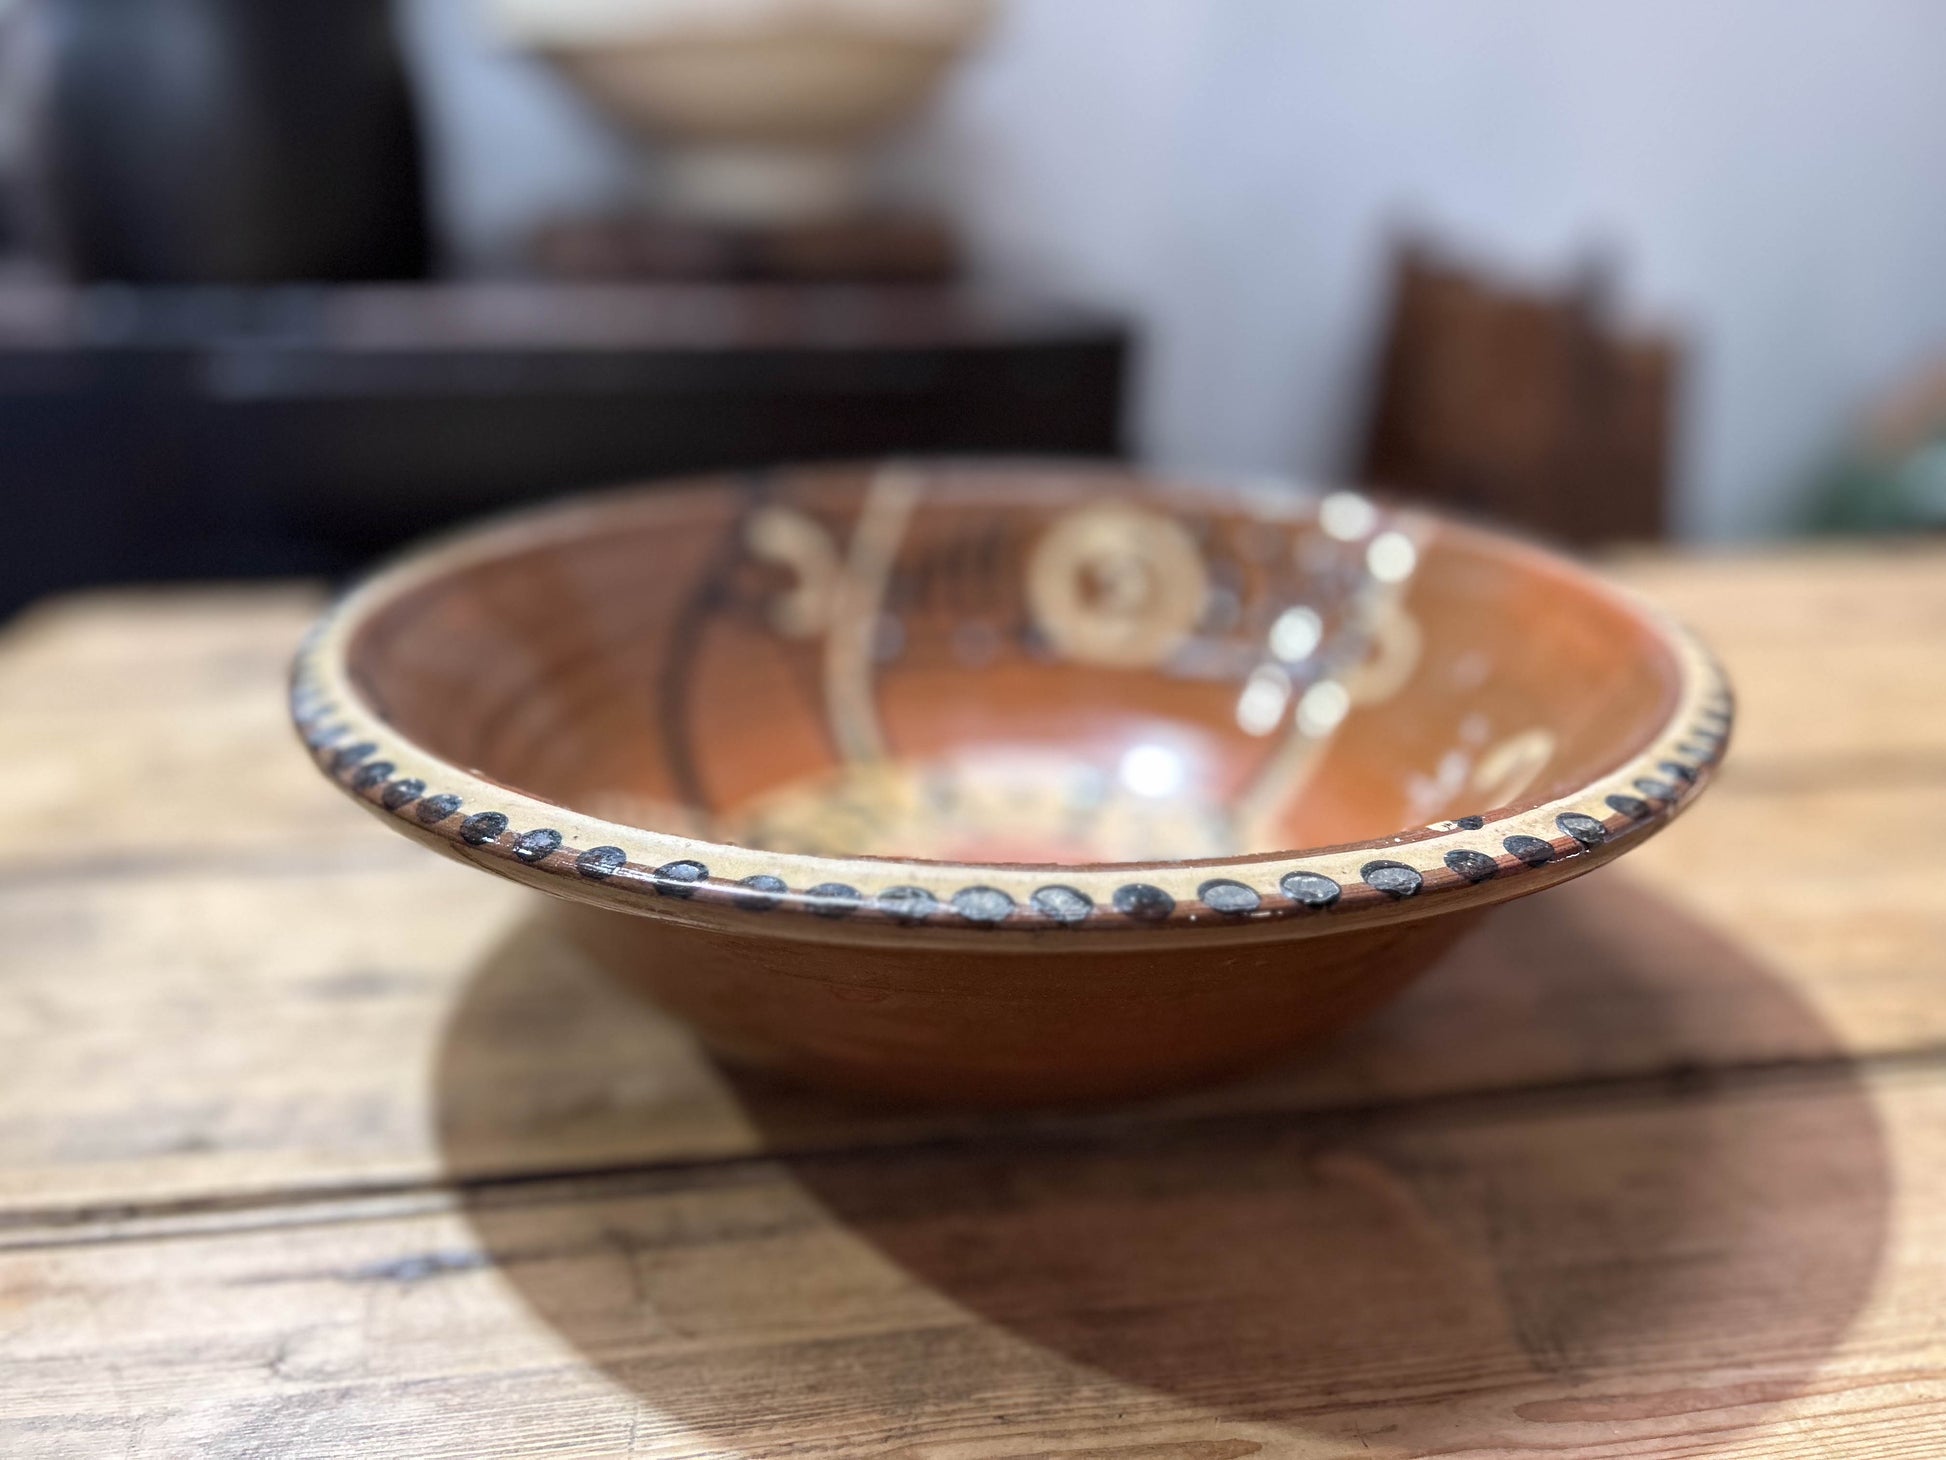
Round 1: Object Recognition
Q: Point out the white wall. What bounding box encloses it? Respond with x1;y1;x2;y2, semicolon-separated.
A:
407;0;1946;540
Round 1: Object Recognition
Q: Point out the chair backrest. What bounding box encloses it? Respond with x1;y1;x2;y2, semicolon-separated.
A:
1357;241;1678;548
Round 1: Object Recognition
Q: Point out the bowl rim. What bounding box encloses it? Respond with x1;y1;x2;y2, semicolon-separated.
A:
290;464;1733;946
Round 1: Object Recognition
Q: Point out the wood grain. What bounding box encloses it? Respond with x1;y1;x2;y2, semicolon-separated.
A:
1614;543;1946;775
0;1067;1936;1459
2;545;1945;1457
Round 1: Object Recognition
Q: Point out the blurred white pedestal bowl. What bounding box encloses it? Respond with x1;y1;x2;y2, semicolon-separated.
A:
488;0;996;225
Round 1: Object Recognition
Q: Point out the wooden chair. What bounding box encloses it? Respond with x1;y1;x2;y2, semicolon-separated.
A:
1357;240;1679;547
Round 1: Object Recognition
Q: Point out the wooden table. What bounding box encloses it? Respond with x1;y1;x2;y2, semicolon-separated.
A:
2;546;1944;1458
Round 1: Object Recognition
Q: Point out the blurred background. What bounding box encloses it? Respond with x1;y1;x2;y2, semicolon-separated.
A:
3;0;1944;619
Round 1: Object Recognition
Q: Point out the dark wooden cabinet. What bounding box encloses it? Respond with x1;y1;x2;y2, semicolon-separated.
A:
0;283;1128;615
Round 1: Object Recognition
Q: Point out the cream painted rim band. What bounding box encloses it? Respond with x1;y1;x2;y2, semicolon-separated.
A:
290;475;1733;948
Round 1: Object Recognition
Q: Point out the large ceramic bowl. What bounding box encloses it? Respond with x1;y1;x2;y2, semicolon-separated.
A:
291;462;1731;1103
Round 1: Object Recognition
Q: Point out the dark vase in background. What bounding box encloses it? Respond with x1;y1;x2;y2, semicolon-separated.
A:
39;0;429;282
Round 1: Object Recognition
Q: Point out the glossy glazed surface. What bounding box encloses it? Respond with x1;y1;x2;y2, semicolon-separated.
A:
347;465;1678;867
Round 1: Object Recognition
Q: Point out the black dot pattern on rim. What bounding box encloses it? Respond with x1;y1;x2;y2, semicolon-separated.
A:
652;860;709;898
1114;883;1175;921
458;811;507;845
575;846;627;880
333;741;378;771
1444;848;1498;883
1031;885;1093;924
1280;870;1341;908
513;828;562;864
877;885;940;924
381;778;424;811
1362;860;1423;898
806;882;862;918
294;647;1735;926
1198;879;1261;915
351;760;394;790
733;874;788;911
1504;834;1553;867
954;886;1016;924
1558;812;1608;847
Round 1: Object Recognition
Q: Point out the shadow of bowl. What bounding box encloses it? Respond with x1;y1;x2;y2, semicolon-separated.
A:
435;873;1889;1457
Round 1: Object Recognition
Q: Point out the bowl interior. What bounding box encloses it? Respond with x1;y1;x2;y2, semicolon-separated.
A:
345;465;1679;866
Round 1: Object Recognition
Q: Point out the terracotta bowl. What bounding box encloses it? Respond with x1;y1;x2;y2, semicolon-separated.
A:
291;462;1731;1104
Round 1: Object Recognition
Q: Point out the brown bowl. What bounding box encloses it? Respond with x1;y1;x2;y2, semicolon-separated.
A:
291;462;1731;1104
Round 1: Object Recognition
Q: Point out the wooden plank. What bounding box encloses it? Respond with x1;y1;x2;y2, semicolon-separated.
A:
0;587;377;873
4;773;1942;1217
1;1064;1940;1459
1611;540;1946;643
1612;543;1946;775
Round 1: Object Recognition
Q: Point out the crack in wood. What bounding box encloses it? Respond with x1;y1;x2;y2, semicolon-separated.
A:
1;1045;1935;1252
